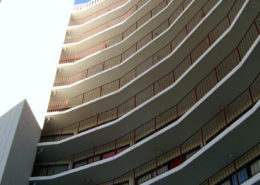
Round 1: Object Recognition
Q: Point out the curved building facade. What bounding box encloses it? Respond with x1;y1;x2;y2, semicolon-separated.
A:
30;0;260;184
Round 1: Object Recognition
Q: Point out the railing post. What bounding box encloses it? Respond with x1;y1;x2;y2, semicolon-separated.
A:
133;170;136;183
77;122;80;133
156;157;158;176
52;162;56;175
65;99;69;109
236;47;242;61
223;108;228;127
59;129;62;139
248;87;254;104
185;25;189;35
71;156;74;169
179;145;183;160
189;53;193;65
227;15;231;25
254;20;260;34
233;161;240;185
115;140;117;154
181;2;184;10
134;95;137;107
201;7;205;17
207;34;211;46
117;107;119;118
100;86;102;97
154;118;157;131
170;41;173;52
92;146;95;163
153;83;155;95
172;71;175;82
200;128;204;146
214;68;219;82
176;104;179;117
134;129;136;143
195;87;198;101
70;76;73;85
82;93;85;104
119;79;121;88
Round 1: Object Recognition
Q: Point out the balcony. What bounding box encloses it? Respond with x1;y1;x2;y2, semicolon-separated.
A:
55;0;195;86
43;0;255;138
36;11;260;166
64;0;149;45
71;0;127;26
30;66;260;185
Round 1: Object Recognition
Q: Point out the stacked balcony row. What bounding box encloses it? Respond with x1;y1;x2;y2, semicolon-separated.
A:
72;0;127;25
65;0;150;45
43;0;254;141
55;0;200;86
49;0;220;113
30;66;260;184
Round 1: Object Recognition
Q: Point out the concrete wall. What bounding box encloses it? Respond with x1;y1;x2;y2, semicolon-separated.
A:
0;100;41;185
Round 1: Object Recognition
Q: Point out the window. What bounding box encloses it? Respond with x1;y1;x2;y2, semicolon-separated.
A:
250;158;260;176
74;159;88;168
158;165;168;175
114;181;129;185
220;180;231;185
169;156;182;169
102;151;116;159
231;168;248;185
32;164;68;176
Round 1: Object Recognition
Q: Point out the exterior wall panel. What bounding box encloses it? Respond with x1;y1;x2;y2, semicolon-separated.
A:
0;100;41;185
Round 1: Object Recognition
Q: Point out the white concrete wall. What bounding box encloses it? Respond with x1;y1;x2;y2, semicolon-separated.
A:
0;100;41;185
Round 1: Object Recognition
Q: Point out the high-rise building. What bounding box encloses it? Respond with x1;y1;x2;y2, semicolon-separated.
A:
29;0;260;184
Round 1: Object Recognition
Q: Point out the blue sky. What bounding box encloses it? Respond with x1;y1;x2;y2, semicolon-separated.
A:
74;0;91;5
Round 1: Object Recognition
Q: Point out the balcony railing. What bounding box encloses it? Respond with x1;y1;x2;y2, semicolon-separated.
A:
34;67;260;178
64;0;148;45
51;0;219;109
74;0;105;11
63;0;170;69
42;11;260;145
71;0;128;26
97;75;260;185
44;0;256;143
49;0;245;114
56;0;191;85
199;143;260;185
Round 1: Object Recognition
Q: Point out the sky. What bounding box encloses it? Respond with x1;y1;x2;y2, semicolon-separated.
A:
74;0;92;5
0;0;74;127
